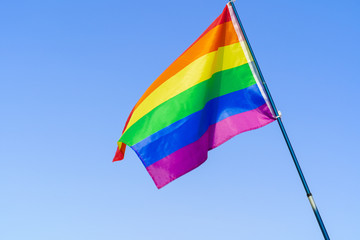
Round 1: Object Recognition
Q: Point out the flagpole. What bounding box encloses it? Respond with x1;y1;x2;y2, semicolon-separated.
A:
229;1;330;239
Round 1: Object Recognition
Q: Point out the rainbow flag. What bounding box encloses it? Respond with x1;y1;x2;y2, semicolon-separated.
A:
114;3;276;188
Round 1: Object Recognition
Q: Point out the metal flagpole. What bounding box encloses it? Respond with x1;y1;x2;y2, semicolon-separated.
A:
229;1;330;239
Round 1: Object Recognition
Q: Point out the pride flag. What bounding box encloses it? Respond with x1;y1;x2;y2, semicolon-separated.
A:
114;3;276;188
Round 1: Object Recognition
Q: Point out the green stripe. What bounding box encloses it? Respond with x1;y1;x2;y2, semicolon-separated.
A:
120;63;256;146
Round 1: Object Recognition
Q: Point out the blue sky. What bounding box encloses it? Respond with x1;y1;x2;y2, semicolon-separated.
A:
1;0;359;239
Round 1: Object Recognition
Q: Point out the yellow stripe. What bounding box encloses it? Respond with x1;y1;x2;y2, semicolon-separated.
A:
125;42;250;131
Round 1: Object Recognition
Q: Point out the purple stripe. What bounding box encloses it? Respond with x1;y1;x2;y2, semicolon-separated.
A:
133;84;265;167
145;103;275;188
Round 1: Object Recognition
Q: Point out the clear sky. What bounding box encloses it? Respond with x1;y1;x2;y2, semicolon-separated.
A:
1;0;359;239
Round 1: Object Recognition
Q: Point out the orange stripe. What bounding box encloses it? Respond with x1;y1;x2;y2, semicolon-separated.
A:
185;5;231;53
133;21;238;112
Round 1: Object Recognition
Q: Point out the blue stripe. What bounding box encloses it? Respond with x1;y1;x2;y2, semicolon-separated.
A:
132;84;265;167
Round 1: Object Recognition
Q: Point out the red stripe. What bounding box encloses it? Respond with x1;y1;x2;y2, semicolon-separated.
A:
113;108;135;161
113;145;125;161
